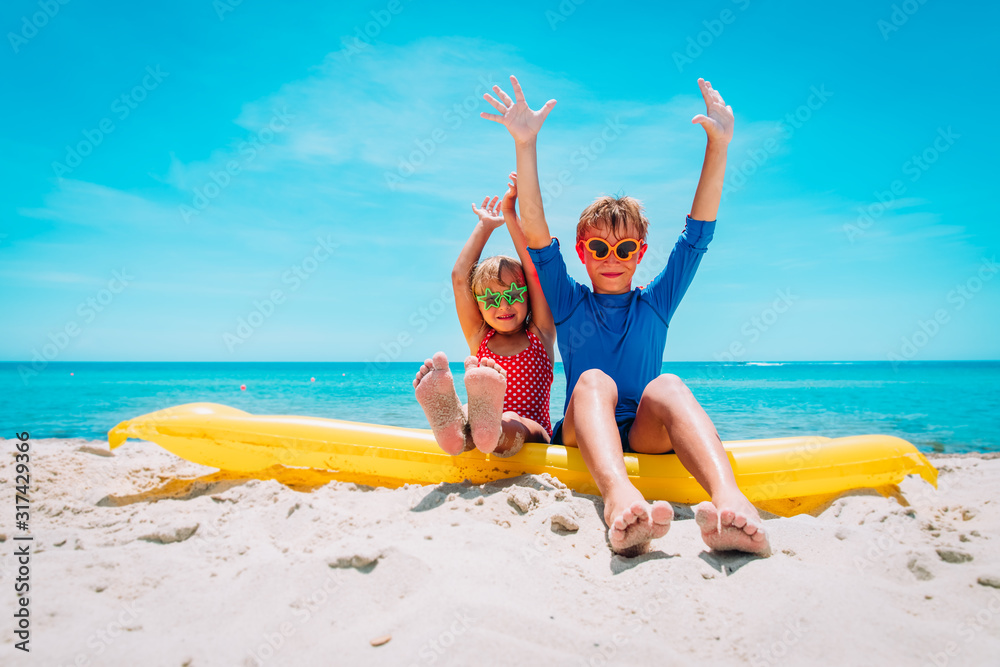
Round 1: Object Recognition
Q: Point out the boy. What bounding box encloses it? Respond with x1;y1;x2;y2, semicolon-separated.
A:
481;75;770;557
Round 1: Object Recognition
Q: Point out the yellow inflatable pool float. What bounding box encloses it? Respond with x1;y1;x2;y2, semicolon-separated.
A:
109;402;937;517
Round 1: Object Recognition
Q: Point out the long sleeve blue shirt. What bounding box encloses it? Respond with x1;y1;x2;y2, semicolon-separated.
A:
527;216;716;421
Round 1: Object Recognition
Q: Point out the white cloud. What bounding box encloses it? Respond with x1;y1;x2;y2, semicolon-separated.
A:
19;179;179;230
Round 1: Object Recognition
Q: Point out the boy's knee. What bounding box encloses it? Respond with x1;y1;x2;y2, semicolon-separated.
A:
577;368;617;393
647;373;690;398
576;368;618;389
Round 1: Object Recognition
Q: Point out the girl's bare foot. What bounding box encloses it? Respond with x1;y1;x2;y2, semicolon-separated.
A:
694;492;771;556
463;356;506;453
413;352;468;455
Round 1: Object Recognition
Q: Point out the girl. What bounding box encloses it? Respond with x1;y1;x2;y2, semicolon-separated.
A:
414;173;555;456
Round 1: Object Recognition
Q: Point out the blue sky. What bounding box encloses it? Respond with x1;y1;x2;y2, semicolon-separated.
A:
2;0;998;363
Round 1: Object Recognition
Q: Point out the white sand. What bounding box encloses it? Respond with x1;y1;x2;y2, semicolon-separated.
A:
2;438;999;666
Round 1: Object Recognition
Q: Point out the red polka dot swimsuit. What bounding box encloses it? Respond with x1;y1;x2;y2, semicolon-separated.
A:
476;328;554;436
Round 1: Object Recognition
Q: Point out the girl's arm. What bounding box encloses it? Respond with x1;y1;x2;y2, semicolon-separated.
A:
454;196;505;354
501;173;556;358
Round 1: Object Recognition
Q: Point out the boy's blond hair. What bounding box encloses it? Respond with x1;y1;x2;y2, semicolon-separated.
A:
469;255;526;295
576;195;650;242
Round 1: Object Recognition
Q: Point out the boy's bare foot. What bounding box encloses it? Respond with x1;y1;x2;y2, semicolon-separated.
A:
694;494;771;556
464;356;506;453
414;352;468;455
604;485;673;557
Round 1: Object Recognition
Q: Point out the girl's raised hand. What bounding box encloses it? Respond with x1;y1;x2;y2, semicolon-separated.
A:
471;195;504;230
691;78;734;145
481;75;557;145
501;172;518;219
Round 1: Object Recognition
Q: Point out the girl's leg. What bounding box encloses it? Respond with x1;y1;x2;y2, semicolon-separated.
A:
464;356;507;453
493;412;549;457
413;352;469;455
465;357;550;454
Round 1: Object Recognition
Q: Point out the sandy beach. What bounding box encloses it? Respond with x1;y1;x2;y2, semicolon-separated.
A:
2;437;999;666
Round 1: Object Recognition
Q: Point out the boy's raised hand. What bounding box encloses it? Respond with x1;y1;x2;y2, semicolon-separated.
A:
481;75;557;145
471;195;504;231
691;78;734;145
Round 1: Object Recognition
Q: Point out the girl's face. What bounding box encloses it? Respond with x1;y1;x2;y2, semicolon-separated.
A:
476;276;530;335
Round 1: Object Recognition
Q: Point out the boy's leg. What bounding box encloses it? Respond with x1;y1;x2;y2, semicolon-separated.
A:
628;374;771;555
414;352;469;455
560;369;673;556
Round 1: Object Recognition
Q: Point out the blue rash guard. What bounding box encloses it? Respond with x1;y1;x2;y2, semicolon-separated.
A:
527;216;716;423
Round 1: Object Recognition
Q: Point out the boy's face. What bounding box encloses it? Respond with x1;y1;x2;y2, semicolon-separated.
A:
575;222;648;295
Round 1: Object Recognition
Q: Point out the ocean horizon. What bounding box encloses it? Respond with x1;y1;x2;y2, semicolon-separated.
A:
4;361;998;454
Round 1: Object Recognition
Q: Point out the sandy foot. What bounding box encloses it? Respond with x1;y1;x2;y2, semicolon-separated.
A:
694;499;772;556
414;352;468;455
464;356;506;453
606;493;674;557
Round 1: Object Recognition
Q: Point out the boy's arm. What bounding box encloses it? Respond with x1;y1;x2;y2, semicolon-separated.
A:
645;217;716;324
501;172;556;353
453;196;505;354
481;75;556;250
688;78;734;222
645;79;731;322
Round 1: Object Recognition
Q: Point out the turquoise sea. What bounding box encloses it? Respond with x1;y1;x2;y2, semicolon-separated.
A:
2;361;998;454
